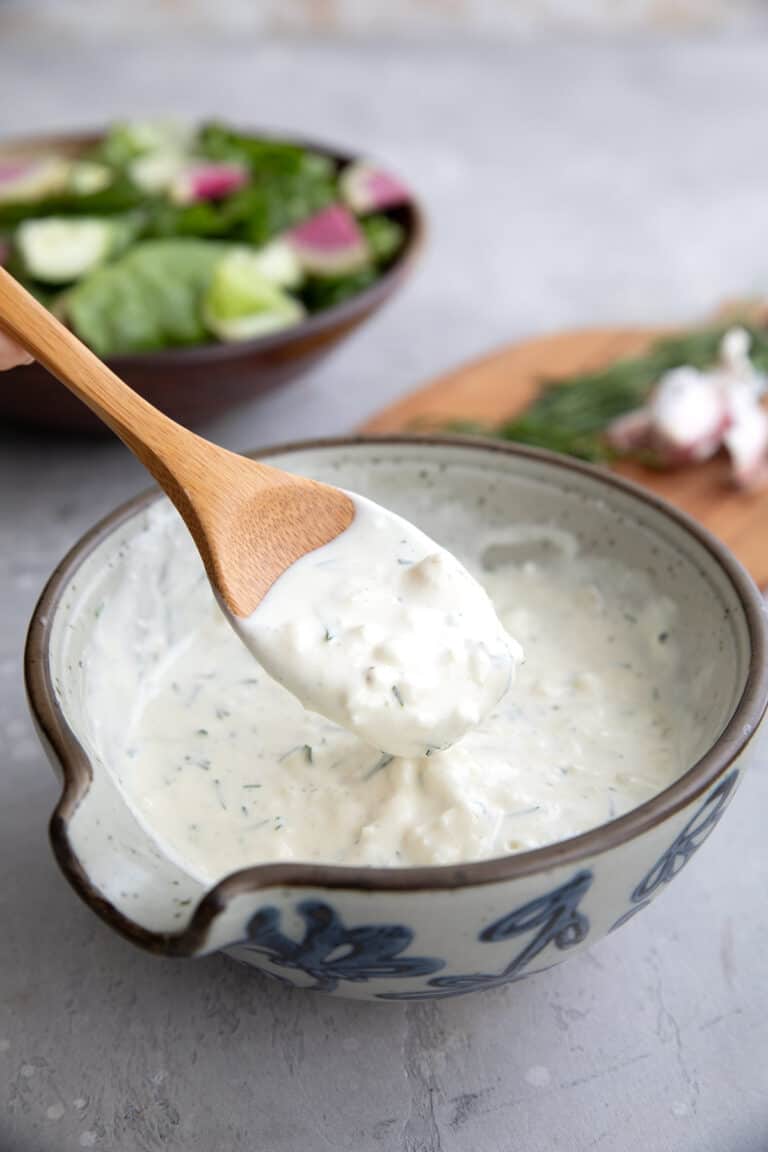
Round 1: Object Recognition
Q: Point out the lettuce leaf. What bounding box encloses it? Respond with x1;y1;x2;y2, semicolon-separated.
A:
360;214;404;264
299;266;378;312
0;176;144;228
66;239;230;355
92;121;193;169
198;123;333;180
296;218;401;311
160;122;339;245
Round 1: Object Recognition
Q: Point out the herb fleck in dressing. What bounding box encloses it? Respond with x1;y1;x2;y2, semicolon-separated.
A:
232;493;522;758
104;509;685;884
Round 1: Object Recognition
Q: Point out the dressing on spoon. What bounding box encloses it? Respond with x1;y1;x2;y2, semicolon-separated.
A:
233;492;524;758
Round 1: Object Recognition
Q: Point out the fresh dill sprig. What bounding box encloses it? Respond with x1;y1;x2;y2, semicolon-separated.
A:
446;323;768;462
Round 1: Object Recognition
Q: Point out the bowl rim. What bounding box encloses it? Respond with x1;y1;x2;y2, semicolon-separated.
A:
0;125;426;367
25;435;768;956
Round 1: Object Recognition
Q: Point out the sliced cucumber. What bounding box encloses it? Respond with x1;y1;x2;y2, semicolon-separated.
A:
101;120;194;167
17;217;122;284
69;161;112;196
237;241;303;289
207;309;305;342
129;150;185;194
203;249;305;342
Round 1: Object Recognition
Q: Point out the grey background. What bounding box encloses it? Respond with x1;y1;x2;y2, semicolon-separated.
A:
1;25;767;1152
4;0;768;40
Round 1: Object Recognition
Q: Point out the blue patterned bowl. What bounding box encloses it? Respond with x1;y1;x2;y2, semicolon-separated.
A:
26;437;768;1000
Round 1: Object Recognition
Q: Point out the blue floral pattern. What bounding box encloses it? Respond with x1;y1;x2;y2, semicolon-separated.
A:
611;769;739;932
234;768;739;999
236;870;593;999
380;869;593;999
238;900;443;992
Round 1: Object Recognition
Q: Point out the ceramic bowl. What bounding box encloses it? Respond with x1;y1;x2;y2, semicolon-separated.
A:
26;438;768;1000
0;131;424;433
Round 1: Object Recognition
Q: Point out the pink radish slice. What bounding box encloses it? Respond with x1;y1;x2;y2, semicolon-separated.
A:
607;405;725;466
723;389;768;489
724;407;768;488
649;367;730;462
287;204;369;275
0;156;70;203
608;329;768;486
606;408;655;454
171;162;248;205
0;162;28;183
339;161;410;213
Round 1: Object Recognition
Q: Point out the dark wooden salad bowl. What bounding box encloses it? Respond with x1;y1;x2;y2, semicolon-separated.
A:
0;130;424;433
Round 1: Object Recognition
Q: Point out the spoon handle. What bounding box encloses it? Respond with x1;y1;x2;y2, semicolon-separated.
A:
0;266;199;474
0;264;288;496
0;266;351;618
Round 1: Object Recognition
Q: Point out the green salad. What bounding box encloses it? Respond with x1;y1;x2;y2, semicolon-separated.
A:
0;121;411;355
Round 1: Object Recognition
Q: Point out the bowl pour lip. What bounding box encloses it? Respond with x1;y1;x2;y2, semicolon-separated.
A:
25;434;768;957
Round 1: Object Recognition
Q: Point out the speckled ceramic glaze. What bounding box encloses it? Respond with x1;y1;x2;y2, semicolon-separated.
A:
26;438;768;1000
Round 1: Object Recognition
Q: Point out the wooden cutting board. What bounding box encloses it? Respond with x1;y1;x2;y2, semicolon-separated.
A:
362;327;768;589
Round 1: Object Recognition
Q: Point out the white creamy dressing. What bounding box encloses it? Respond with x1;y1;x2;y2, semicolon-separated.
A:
98;508;686;885
232;493;522;758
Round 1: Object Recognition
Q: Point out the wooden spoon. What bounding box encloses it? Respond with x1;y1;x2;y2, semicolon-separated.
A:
0;267;354;617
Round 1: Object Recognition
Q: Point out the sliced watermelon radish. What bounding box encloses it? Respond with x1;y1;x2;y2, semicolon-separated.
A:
0;156;71;204
170;162;249;205
287;204;369;276
339;161;410;213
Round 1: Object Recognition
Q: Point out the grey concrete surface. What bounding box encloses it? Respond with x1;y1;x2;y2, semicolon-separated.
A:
1;31;767;1152
6;0;768;41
